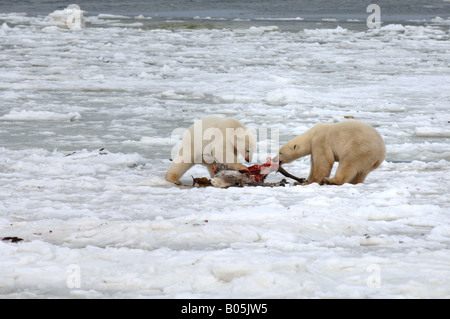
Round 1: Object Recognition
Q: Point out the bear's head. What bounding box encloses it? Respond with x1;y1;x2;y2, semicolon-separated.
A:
275;140;300;165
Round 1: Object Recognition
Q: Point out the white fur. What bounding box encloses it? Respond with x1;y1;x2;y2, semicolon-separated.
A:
166;117;256;185
277;121;386;185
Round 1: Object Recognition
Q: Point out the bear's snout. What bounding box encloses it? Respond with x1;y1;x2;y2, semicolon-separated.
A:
272;155;281;165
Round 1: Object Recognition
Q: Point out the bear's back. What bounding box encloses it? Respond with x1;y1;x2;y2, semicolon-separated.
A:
330;121;386;158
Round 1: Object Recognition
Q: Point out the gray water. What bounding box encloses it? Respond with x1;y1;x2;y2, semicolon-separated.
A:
0;0;449;159
1;0;449;30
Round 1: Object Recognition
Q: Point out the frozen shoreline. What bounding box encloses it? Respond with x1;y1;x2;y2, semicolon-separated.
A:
0;10;449;298
0;148;449;298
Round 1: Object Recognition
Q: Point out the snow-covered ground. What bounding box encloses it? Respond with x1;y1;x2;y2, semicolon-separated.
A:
0;11;449;298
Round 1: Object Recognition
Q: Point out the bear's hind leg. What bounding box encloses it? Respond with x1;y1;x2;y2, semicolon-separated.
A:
323;161;358;185
350;171;369;184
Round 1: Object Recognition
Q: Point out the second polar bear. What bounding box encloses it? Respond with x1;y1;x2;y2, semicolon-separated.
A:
166;117;256;185
276;121;385;185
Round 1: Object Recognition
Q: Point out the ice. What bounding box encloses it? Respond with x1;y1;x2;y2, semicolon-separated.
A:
246;25;280;33
415;127;450;138
0;22;10;35
379;24;407;32
0;11;449;298
431;16;450;25
0;110;82;122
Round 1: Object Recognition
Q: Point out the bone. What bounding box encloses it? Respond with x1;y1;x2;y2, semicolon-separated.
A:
277;166;307;184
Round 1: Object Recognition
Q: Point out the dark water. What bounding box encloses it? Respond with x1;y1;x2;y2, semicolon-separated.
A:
1;0;449;23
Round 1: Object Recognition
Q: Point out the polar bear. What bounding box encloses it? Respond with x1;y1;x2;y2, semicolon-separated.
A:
275;121;385;185
166;117;256;185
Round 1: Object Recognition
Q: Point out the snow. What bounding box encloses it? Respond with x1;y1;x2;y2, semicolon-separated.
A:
0;10;449;298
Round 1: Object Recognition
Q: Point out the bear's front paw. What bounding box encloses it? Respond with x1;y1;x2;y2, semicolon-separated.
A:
166;177;182;186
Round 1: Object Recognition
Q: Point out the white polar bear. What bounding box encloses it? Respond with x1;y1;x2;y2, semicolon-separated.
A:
275;120;386;185
166;117;257;185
